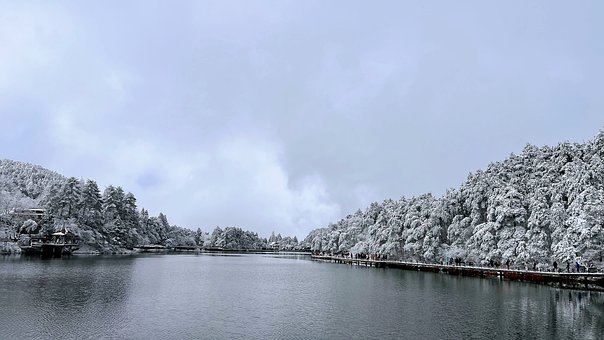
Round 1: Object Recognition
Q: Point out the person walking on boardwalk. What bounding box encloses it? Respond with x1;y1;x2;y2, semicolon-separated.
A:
553;260;558;272
566;261;570;272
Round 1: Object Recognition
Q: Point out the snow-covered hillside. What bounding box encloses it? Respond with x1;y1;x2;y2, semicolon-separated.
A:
0;159;299;253
0;159;66;213
303;130;604;268
0;159;197;253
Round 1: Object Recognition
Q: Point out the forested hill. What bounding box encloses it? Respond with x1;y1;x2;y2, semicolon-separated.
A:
0;159;65;211
303;130;604;268
0;159;199;253
0;159;301;253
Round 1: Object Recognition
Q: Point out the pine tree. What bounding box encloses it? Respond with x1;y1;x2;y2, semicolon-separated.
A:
57;177;81;219
79;180;103;229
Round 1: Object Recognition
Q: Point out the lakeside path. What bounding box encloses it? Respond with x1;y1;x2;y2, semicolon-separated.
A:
311;255;604;291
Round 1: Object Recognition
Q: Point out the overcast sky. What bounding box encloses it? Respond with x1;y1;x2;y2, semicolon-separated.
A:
1;1;603;239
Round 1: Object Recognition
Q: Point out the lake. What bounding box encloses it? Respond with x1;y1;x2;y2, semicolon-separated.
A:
1;253;603;339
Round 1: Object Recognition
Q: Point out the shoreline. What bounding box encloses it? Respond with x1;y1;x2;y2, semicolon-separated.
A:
1;241;312;257
311;255;604;292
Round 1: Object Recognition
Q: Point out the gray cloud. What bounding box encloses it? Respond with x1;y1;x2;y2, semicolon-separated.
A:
1;0;603;238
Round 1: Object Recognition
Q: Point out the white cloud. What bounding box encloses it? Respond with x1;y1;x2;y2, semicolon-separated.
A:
0;4;63;90
1;0;604;240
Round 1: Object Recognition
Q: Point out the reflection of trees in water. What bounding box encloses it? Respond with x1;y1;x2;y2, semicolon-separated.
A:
430;275;604;339
0;257;135;339
31;257;135;308
500;285;604;339
552;290;604;339
592;294;604;334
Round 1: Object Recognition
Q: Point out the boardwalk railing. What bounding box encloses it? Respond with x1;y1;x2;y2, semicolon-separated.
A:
311;255;604;291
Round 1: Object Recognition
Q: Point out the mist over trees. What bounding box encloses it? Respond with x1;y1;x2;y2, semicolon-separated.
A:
303;130;604;268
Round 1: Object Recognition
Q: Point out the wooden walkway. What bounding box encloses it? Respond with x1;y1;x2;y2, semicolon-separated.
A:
311;255;604;291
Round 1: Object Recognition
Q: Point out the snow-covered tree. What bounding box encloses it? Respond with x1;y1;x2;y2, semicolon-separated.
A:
20;219;38;234
303;129;604;269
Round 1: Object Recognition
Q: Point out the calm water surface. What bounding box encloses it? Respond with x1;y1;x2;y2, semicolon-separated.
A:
1;254;603;339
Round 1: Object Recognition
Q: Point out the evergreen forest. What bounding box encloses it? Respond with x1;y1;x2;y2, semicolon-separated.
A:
303;130;604;269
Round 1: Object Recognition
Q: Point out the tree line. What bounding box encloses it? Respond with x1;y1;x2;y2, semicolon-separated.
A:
302;130;604;269
1;159;301;252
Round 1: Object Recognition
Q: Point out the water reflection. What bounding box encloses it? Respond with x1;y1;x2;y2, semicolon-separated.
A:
400;271;604;339
1;256;135;339
1;254;603;340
